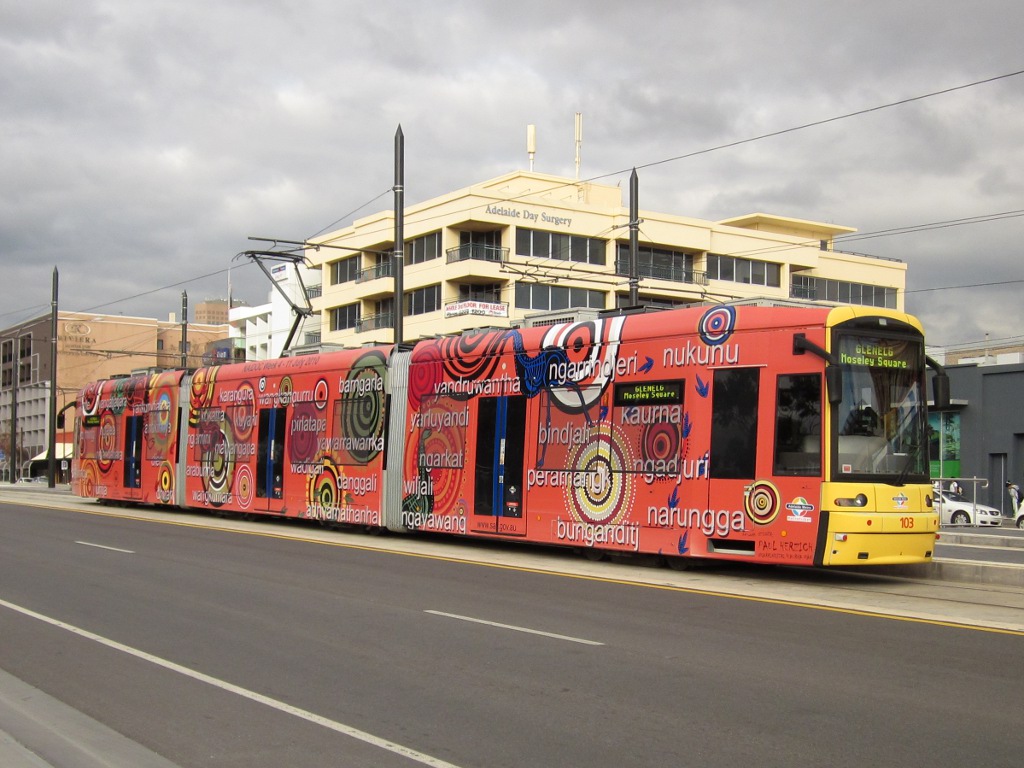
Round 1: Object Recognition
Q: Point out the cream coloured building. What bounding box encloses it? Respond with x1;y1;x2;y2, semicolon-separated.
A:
310;170;905;345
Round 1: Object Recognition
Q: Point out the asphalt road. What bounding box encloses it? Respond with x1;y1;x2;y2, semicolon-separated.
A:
1;498;1023;768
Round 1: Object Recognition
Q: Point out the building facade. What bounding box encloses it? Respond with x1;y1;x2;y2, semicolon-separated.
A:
0;311;228;480
310;171;906;346
929;362;1024;517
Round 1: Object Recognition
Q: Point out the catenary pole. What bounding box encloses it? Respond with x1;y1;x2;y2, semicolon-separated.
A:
47;267;58;487
629;168;640;306
394;125;405;346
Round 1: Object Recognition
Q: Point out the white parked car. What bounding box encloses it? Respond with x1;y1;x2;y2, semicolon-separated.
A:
934;490;1002;527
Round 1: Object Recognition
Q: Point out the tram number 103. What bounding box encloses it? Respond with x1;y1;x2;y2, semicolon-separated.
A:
899;517;916;529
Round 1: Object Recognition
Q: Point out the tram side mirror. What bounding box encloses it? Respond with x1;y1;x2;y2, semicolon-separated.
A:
825;364;843;406
932;373;950;410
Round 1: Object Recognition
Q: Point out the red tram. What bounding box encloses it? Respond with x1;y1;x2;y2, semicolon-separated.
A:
72;304;947;567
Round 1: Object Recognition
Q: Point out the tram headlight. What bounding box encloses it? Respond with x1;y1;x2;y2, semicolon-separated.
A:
835;493;868;508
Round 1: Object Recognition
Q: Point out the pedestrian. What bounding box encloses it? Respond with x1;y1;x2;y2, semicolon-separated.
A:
1007;481;1020;513
949;480;963;496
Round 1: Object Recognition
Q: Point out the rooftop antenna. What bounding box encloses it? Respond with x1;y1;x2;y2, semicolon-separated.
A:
527;124;536;171
574;112;583;180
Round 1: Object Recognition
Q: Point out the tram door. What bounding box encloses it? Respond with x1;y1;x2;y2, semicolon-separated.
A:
256;407;286;509
123;414;143;499
471;395;527;536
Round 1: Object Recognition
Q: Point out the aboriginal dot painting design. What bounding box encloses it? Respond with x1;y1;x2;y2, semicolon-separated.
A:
697;305;737;346
745;480;781;525
339;352;386;464
188;367;218;427
564;427;635;527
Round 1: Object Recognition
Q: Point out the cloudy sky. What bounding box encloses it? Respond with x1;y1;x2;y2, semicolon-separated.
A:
2;0;1022;352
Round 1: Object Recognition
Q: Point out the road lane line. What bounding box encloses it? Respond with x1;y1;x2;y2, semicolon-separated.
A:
75;541;135;554
425;610;604;645
0;597;463;768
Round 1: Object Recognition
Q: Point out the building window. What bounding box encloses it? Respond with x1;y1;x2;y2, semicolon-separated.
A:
707;254;781;288
330;303;360;331
330;256;360;285
19;335;31;358
514;283;605;311
406;284;441;316
515;228;606;265
790;275;896;309
157;339;164;351
405;232;442;265
1;341;12;365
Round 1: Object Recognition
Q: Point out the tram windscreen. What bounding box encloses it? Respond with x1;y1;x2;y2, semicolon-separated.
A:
834;332;928;481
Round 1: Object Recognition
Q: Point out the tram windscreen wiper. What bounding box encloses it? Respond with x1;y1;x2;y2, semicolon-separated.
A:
892;442;921;487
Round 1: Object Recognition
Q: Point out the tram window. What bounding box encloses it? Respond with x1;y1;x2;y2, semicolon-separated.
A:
773;374;822;476
709;368;759;479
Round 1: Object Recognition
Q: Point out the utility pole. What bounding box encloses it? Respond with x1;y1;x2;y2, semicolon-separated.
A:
393;125;405;347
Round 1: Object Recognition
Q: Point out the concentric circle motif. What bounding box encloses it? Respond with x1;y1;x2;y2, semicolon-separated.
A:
229;381;256;442
339;352;387;464
148;388;176;457
201;427;234;507
307;457;341;512
188;367;218;426
641;421;680;465
81;381;100;416
744;480;781;525
408;343;445;410
697;305;737;346
156;461;174;503
234;463;254;510
97;411;117;473
289;402;321;464
541;317;625;412
313;378;329;411
564;429;634;527
279;376;294;406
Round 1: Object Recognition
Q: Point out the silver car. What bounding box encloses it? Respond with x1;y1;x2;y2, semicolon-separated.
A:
934;490;1003;527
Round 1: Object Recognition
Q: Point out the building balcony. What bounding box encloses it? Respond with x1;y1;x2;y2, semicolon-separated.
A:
615;259;708;286
357;261;394;283
356;312;394;334
446;244;508;264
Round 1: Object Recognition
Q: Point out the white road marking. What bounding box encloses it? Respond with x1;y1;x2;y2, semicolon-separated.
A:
0;597;463;768
75;541;135;554
425;610;604;646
